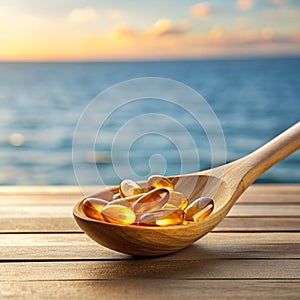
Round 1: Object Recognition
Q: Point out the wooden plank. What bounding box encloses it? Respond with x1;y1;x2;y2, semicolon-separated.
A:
246;184;300;194
217;217;300;231
1;280;299;300
0;217;298;233
0;186;98;195
1;204;299;218
0;195;81;206
0;185;298;299
0;232;299;261
236;193;300;204
228;204;300;217
0;218;79;232
1;259;299;281
0;206;73;218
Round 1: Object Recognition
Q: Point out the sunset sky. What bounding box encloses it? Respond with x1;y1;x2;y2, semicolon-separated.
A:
0;0;299;61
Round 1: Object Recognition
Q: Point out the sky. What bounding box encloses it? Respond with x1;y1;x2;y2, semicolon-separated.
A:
0;0;299;61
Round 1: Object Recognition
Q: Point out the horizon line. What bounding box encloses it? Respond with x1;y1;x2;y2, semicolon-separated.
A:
0;53;300;64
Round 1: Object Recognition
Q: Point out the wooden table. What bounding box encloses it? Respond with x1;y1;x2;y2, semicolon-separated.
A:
0;185;299;299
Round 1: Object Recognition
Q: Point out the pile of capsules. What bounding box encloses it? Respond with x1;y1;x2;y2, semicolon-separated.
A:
82;175;214;226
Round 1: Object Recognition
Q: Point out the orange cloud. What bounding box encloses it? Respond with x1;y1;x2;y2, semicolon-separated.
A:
147;18;189;36
113;25;137;39
210;25;225;41
67;7;96;23
190;2;212;18
0;3;299;62
236;0;254;11
81;24;300;62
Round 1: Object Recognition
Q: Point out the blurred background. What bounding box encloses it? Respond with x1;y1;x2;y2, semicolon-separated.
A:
0;0;299;185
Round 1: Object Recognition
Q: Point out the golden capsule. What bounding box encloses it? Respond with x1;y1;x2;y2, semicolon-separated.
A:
102;204;136;225
134;188;170;216
185;197;214;222
147;175;174;190
108;198;133;208
139;208;184;226
165;190;189;210
108;193;144;208
119;179;144;198
82;198;108;221
124;193;146;204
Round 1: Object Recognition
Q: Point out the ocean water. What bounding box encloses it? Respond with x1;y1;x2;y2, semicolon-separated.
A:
0;57;299;186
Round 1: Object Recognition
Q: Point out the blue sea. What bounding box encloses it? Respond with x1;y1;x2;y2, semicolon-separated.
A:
0;57;299;186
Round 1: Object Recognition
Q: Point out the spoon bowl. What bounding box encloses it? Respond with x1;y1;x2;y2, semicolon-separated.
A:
73;122;300;256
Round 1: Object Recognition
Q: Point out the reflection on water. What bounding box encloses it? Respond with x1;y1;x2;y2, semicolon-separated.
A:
0;57;299;185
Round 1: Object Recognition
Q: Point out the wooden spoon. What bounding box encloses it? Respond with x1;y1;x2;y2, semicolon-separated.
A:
73;122;300;256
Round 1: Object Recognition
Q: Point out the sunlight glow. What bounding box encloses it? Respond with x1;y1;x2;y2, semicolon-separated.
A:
0;1;299;61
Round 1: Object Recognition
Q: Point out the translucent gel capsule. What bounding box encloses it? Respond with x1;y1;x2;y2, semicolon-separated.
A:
147;175;174;190
165;190;189;210
185;197;214;222
139;208;184;226
108;194;144;208
119;179;144;198
102;204;136;225
134;188;170;216
82;198;108;221
108;198;133;208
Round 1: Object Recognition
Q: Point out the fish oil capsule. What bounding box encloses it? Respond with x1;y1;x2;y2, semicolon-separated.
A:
108;194;144;208
139;208;184;226
119;179;144;198
82;198;108;221
147;175;174;190
134;188;170;216
108;198;133;208
102;204;136;225
123;193;146;205
185;197;214;222
165;190;189;210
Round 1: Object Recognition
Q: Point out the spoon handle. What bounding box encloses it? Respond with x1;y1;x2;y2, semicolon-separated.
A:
233;122;300;187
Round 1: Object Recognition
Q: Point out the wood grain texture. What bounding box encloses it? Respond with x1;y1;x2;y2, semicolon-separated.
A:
1;260;300;281
217;217;300;231
0;186;98;195
0;232;299;261
1;280;300;300
0;183;299;299
0;279;300;300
